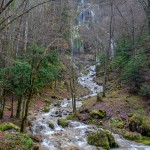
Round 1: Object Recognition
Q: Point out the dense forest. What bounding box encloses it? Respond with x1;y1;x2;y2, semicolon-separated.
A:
0;0;150;150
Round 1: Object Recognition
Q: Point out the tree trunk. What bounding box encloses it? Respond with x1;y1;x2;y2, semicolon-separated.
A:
16;95;22;119
10;94;14;118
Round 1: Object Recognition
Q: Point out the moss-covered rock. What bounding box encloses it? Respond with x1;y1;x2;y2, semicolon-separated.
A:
87;130;118;150
0;132;33;150
48;122;54;129
44;99;52;104
89;110;106;119
124;131;142;140
106;131;119;148
57;119;69;128
44;106;50;112
129;114;150;136
0;122;20;131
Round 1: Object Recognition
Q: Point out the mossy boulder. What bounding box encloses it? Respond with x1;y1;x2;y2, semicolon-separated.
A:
0;122;20;131
124;131;142;140
44;106;50;112
48;122;54;129
89;110;106;119
44;99;52;104
87;130;118;150
0;132;33;150
57;119;69;128
129;114;150;136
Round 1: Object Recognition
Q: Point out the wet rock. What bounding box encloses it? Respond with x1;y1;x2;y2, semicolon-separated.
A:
32;143;41;150
58;119;69;128
123;131;142;140
35;125;45;133
44;106;50;112
129;114;150;136
87;130;118;150
29;134;42;142
54;102;61;107
89;110;106;119
48;121;54;129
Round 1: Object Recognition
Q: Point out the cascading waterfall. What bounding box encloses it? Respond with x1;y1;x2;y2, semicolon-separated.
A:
29;64;150;150
71;0;96;55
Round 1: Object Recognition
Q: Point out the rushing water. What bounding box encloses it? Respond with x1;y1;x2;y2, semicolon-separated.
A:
29;64;150;150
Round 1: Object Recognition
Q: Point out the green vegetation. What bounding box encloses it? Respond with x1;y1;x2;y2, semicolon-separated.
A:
48;122;55;129
57;119;69;128
129;114;150;136
0;132;33;150
109;118;124;129
124;131;142;140
89;109;106;119
110;35;149;94
0;122;20;131
87;130;118;150
44;106;50;112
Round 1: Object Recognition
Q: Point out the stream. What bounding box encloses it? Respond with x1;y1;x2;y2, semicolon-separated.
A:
29;64;150;150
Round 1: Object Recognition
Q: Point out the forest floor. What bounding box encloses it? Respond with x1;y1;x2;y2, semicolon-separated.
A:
1;53;150;149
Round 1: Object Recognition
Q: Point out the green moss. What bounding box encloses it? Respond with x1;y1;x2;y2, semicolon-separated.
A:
124;131;142;140
57;119;69;128
129;114;150;136
137;136;150;145
44;99;52;104
89;110;106;119
87;130;110;150
48;122;54;129
106;131;119;148
0;122;20;131
87;130;118;150
0;133;33;150
110;118;124;129
66;113;79;121
44;106;50;112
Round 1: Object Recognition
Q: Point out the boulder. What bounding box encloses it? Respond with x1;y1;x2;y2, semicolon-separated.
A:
87;130;118;150
124;131;142;140
48;121;54;129
129;114;150;136
89;110;106;119
0;122;20;131
44;106;50;112
57;119;69;128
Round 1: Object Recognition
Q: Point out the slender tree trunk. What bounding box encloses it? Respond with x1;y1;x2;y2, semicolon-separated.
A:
16;95;22;119
10;94;14;118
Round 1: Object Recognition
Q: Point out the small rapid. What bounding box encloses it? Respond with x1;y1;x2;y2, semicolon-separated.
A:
29;64;150;150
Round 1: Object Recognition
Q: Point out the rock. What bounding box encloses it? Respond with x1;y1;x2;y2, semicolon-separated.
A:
87;130;118;150
129;114;150;136
54;102;61;107
44;98;52;104
29;134;42;142
123;131;142;140
89;110;106;119
57;119;69;128
33;143;40;150
48;121;54;129
0;122;20;131
44;106;50;112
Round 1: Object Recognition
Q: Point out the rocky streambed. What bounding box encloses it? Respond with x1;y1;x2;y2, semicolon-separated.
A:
28;65;150;150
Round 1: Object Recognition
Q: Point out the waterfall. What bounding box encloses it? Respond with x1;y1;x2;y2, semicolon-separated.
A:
71;0;96;55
